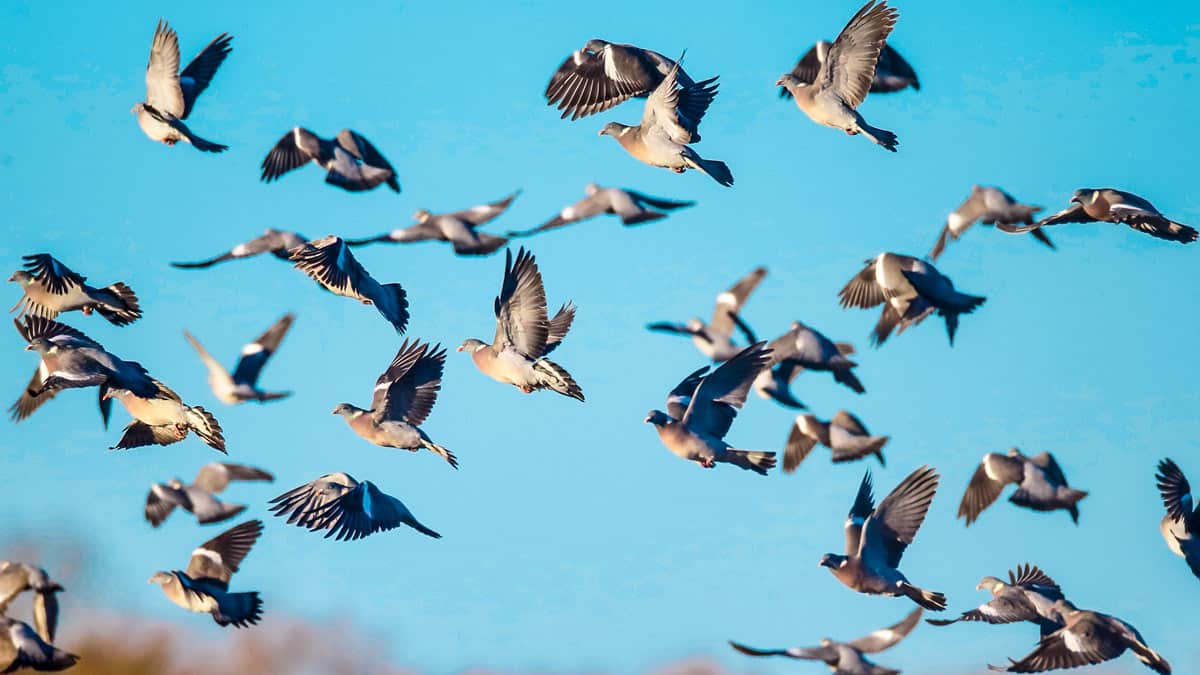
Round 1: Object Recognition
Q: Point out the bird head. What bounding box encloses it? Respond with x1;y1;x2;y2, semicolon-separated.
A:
166;478;184;489
584;183;601;196
412;209;432;223
819;638;834;647
583;39;607;54
686;318;704;332
818;553;846;569
24;337;53;353
598;122;628;138
776;74;805;90
147;571;172;586
331;403;357;417
457;339;486;353
1069;189;1096;205
976;576;1005;593
644;410;671;426
8;270;31;284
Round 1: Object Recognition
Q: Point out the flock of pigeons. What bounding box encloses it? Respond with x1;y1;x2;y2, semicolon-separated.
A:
1;2;1196;673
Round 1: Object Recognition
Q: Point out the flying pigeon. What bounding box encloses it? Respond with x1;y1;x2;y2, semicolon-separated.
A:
346;191;517;256
184;314;294;405
145;462;275;528
261;128;399;193
289;236;409;333
957;448;1088;526
998;188;1197;244
171;229;309;269
730;607;923;674
270;473;440;541
784;411;888;472
9;253;141;326
131;20;231;152
929;186;1051;261
509;183;694;238
648;267;765;362
147;520;264;627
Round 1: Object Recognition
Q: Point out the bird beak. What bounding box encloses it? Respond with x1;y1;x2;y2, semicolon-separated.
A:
330;408;338;414
23;344;33;351
975;582;984;591
102;389;115;400
775;78;784;86
6;274;15;282
597;129;607;137
456;345;465;352
643;414;651;423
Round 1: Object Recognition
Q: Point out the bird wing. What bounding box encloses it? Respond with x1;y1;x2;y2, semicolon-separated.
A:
144;20;185;116
844;470;876;556
860;466;938;569
932;591;1039;626
780;43;825;96
170;230;303;268
32;589;58;643
269;473;354;528
838;258;885;308
680;342;771;439
998;203;1092;234
545;42;670;120
260;128;322;183
0;566;29;611
1029;452;1070;487
711;267;767;337
492;247;550;356
20;254;87;296
958;456;1018;526
194;462;274;494
665;366;708;421
178;32;232;118
511;194;609;237
1009;563;1065;600
111;421;182;450
817;1;898;108
185;519;263;587
1157;458;1196;528
783;417;820;473
872;44;919;91
992;618;1123;673
144;483;189;527
182;330;234;390
625;189;695;212
542;302;576;356
848;607;923;653
289;236;372;300
375;341;445;427
728;641;832;660
335;129;400;192
831;410;870;436
231;313;294;386
445;191;521;227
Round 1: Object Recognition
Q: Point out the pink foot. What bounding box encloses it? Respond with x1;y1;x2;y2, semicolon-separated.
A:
699;458;716;468
81;306;94;315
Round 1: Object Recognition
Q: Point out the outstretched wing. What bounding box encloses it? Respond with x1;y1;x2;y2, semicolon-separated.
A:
818;1;898;109
680;342;771;439
493;247;550;356
848;607;923;653
185;519;263;587
231;314;294;386
860;465;939;569
178;32;233;118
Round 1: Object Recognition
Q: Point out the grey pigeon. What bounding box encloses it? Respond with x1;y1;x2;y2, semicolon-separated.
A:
838;253;985;346
346;191;518;256
105;379;225;453
1155;458;1200;580
14;316;158;416
598;54;731;186
784;410;889;472
9;254;141;326
0;616;77;673
171;229;309;269
999;188;1197;244
648;267;765;362
145;462;274;528
458;248;583;401
730;607;923;675
927;563;1067;637
333;339;457;468
9;317;112;423
820;467;947;610
777;1;899;151
544;40;706;120
755;320;863;408
289;236;409;333
929;186;1052;261
957;448;1088;526
509;183;694;238
261;128;399;193
644;342;777;475
989;601;1170;674
184;314;294;405
131;20;231;152
780;41;919;96
0;562;63;643
270;473;440;541
148;520;264;628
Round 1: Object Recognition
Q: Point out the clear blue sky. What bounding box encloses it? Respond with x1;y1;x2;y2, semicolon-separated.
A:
2;1;1198;673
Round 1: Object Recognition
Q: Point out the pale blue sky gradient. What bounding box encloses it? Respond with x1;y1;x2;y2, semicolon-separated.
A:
1;1;1199;673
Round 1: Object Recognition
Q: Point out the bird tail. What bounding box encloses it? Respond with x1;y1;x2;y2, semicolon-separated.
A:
833;367;865;394
182;130;228;153
213;591;263;628
40;647;78;671
186;406;226;453
898;582;946;611
725;449;777;476
421;438;459;469
533;358;584;402
681;151;734;187
255;390;292;402
939;295;986;346
858;123;899;152
93;282;142;326
1061;487;1088;524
